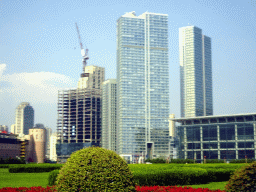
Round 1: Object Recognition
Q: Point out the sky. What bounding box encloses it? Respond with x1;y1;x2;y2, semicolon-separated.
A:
0;0;255;133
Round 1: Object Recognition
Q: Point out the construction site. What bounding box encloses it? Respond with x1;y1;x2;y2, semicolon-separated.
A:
56;23;104;162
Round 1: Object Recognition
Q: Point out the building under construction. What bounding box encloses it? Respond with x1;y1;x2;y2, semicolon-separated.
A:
56;66;105;162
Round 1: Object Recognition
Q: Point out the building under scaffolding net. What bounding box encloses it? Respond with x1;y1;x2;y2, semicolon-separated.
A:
56;66;105;163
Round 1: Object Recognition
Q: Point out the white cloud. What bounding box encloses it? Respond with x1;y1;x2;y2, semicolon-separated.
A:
1;71;77;103
0;64;6;80
0;70;77;130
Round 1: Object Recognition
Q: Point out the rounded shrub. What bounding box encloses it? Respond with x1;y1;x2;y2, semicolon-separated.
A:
56;147;136;192
225;161;256;192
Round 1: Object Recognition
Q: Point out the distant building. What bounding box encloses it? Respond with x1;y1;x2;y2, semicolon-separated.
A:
34;124;52;160
15;102;34;135
172;113;256;161
27;128;46;163
50;133;57;161
45;127;52;159
10;124;16;134
0;125;8;133
179;26;213;118
57;65;105;163
77;65;105;89
102;79;117;152
0;132;22;159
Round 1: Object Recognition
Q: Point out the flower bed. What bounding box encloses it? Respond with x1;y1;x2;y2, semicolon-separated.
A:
0;186;225;192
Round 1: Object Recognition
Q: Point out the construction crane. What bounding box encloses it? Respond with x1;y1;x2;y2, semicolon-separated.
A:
75;23;89;72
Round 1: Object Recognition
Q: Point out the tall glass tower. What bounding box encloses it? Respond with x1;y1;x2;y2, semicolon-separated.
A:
179;26;213;118
117;11;170;160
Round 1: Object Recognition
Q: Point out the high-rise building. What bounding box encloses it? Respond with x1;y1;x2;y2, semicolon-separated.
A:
117;12;170;160
15;102;34;135
179;26;213;117
57;65;105;162
102;79;117;152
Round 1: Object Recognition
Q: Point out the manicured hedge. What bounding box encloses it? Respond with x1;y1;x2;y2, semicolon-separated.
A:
9;164;63;173
133;167;209;186
48;169;59;186
45;163;248;186
0;164;10;168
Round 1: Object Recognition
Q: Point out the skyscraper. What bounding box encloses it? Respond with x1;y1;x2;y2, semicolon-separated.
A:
56;65;105;162
102;79;117;152
15;102;34;135
179;26;213;118
117;12;170;159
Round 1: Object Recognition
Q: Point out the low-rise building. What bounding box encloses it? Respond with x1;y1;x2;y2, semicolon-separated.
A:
171;113;256;161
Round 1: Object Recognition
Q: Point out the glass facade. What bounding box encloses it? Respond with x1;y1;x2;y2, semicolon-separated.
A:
179;26;213;117
117;12;170;158
175;114;256;160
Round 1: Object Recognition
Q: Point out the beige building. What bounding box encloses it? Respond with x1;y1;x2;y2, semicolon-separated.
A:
27;128;46;163
78;65;105;89
50;133;57;161
0;125;8;133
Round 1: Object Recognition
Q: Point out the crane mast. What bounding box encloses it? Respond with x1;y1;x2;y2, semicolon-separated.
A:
75;23;89;73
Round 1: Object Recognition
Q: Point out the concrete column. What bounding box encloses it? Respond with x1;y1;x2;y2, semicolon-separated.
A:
184;127;187;159
235;124;238;159
217;125;220;159
254;123;256;160
200;126;203;160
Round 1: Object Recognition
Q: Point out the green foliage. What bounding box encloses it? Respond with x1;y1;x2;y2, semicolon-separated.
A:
132;167;209;186
8;164;63;173
145;158;166;163
225;161;256;192
206;159;224;163
229;159;255;163
48;169;59;186
0;157;25;164
56;147;136;192
170;159;195;164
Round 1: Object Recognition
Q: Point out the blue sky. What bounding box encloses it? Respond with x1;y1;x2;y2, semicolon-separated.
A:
0;0;255;132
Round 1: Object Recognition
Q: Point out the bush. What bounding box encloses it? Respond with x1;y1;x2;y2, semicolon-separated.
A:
229;159;255;163
0;157;25;164
170;159;195;164
145;158;166;164
48;169;60;186
132;167;209;186
9;164;63;173
56;147;136;192
225;161;256;192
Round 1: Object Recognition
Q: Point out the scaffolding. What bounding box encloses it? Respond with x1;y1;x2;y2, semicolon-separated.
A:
57;88;102;145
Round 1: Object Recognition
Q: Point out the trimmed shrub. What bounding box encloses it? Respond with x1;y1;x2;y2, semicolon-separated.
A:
56;147;136;192
132;167;209;186
229;159;255;163
48;169;60;186
170;159;194;164
9;164;63;173
225;161;256;192
145;158;166;164
0;164;10;168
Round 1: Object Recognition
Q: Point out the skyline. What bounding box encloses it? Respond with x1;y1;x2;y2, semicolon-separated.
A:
0;0;255;132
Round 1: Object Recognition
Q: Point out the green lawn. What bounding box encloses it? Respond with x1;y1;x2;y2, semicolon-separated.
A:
0;169;49;188
183;181;227;190
0;168;227;190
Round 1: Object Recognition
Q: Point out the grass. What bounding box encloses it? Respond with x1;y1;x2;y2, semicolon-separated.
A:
0;169;49;188
0;168;228;190
182;181;228;190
